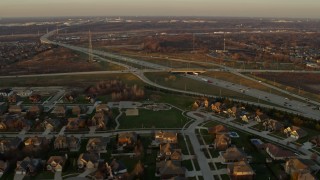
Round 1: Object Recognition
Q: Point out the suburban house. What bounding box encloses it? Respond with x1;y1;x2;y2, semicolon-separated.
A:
0;114;29;131
155;131;178;144
211;102;221;113
86;137;109;152
89;112;107;129
8;93;20;103
222;147;247;163
227;160;255;180
96;104;109;112
285;158;319;180
0;160;8;175
47;156;66;172
66;117;86;131
263;119;284;132
24;136;46;150
310;135;320;147
0;89;13;97
54;135;81;151
72;106;81;115
28;105;43;116
43;118;60;131
158;143;182;162
0;137;22;153
51;106;66;117
28;94;41;103
255;114;269;123
15;157;42;175
264;143;297;160
78;152;100;169
156;160;186;179
241;115;249;123
226;107;237;117
208;125;229;136
283;126;308;139
214;134;231;150
8;105;22;114
118;132;137;147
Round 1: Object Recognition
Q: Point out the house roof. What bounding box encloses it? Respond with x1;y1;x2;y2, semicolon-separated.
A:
155;131;177;139
310;135;320;146
298;172;315;180
47;156;66;165
215;134;231;144
118;132;137;141
265;143;296;158
158;160;185;175
87;137;109;148
29;105;42;112
18;157;41;171
44;118;60;127
286;158;309;171
51;106;66;114
228;160;254;174
171;149;182;161
222;147;246;161
208;125;228;134
81;153;100;163
291;126;308;138
160;143;173;154
24;136;44;146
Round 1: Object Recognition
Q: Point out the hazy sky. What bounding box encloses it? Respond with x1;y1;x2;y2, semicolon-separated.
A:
0;0;319;18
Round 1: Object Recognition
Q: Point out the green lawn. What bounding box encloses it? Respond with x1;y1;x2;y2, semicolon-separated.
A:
118;108;189;129
182;160;194;171
146;91;196;110
252;163;277;180
177;134;191;155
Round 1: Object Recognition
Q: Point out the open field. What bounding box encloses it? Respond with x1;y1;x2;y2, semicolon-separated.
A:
0;47;124;76
0;73;144;87
101;49;217;69
145;72;274;105
118;108;189;129
247;73;320;102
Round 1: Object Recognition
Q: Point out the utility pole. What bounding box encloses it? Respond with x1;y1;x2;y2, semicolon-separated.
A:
192;33;195;52
88;30;93;62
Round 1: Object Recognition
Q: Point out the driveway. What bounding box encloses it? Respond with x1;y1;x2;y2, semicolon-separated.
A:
13;174;25;180
54;171;62;180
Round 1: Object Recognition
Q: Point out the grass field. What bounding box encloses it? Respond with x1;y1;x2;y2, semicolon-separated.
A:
204;71;290;97
146;91;196;110
246;73;320;103
118;108;189;129
0;73;144;87
145;72;273;104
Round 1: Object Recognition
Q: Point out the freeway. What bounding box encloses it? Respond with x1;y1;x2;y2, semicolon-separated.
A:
39;30;320;120
186;74;320;119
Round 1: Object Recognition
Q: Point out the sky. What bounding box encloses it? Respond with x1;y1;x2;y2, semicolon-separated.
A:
0;0;319;18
